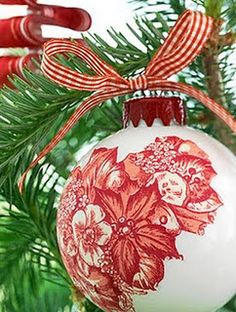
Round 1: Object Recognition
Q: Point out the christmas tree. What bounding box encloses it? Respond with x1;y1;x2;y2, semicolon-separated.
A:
0;0;236;311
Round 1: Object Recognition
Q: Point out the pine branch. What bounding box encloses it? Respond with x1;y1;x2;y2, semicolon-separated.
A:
85;17;164;76
0;162;73;310
0;71;86;186
223;0;236;31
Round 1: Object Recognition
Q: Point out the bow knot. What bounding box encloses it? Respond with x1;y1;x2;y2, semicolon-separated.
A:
19;9;236;192
129;74;148;91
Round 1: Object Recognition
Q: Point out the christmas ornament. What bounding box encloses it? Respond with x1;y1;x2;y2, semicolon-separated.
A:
57;96;236;312
0;53;39;88
19;9;236;312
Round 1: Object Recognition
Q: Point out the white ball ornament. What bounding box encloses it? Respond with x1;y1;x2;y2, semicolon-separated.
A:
57;97;236;312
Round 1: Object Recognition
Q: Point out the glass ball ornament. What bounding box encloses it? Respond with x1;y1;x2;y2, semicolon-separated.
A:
57;97;236;312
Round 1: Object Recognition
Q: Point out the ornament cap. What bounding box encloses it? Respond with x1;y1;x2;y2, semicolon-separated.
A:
123;96;187;128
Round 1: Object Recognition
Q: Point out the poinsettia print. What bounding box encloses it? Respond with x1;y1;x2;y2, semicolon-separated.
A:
57;136;223;312
94;185;181;288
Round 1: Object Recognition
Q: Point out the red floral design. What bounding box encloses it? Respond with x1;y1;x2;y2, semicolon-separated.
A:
72;204;112;267
94;185;180;289
57;136;223;311
123;136;222;234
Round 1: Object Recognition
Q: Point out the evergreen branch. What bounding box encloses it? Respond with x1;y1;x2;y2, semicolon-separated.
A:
223;0;236;31
85;17;164;76
0;63;124;187
0;71;88;187
0;163;70;282
0;162;74;310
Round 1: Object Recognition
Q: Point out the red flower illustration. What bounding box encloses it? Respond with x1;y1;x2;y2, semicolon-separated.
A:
57;136;223;312
82;148;124;198
94;185;181;289
123;136;222;235
72;204;112;267
82;147;138;201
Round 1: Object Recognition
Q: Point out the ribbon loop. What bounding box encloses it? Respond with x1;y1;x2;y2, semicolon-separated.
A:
145;10;213;79
42;39;126;91
19;9;236;192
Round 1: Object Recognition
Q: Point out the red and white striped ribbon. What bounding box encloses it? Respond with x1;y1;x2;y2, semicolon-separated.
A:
19;10;236;191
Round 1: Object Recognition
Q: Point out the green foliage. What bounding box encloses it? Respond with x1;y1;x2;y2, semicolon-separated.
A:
84;300;103;312
205;0;224;18
86;18;164;76
0;161;73;310
0;0;235;311
224;0;236;31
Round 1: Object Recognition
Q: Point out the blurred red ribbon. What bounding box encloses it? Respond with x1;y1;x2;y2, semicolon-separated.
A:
19;9;236;191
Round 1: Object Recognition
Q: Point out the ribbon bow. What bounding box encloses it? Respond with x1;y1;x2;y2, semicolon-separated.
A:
19;9;236;191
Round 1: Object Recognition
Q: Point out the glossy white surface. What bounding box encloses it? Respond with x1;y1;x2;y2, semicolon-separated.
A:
80;122;236;312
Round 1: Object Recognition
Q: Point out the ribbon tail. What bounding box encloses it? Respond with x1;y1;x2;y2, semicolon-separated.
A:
18;89;128;192
149;80;236;133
